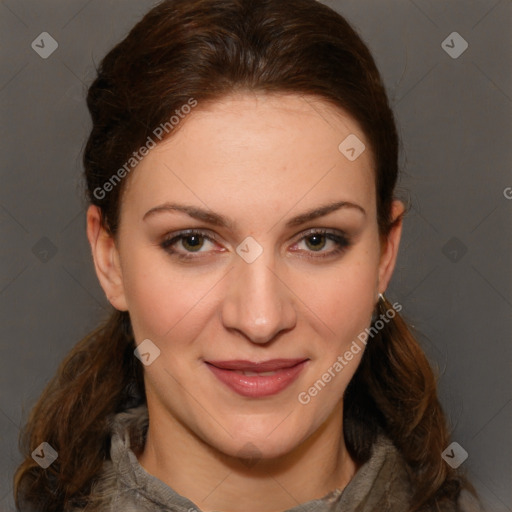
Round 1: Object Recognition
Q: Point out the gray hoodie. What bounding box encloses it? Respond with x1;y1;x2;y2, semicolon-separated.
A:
69;404;484;512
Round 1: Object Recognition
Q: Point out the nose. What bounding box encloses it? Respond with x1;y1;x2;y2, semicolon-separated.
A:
220;249;297;345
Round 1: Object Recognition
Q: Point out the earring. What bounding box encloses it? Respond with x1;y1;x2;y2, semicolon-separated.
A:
371;292;386;324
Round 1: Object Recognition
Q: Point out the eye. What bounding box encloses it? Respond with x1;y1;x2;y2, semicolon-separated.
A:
160;229;222;259
160;227;351;261
290;228;351;258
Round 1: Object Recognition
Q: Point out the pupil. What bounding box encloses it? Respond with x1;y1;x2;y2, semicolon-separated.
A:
307;234;325;251
184;235;203;251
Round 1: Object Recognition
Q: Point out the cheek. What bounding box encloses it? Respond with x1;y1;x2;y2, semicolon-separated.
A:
293;248;379;343
121;248;220;340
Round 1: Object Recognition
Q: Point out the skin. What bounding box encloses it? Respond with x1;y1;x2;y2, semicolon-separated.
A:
87;91;404;512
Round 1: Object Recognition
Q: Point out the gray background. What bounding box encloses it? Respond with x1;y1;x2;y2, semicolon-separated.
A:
0;0;511;510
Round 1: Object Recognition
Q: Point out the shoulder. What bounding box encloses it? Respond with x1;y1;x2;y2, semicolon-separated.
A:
66;405;151;512
341;434;485;512
337;435;413;510
455;488;487;512
418;488;486;512
66;458;155;512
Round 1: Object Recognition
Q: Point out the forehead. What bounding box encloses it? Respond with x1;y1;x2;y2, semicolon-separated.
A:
120;92;376;224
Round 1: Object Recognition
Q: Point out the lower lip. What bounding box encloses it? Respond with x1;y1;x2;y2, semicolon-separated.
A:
206;361;308;398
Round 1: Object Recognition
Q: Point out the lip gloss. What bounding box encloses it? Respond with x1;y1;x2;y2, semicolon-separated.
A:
205;360;308;398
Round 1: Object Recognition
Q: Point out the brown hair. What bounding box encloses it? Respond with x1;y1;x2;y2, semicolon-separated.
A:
14;0;476;510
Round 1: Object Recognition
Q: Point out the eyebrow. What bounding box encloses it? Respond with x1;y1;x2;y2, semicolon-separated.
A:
142;200;366;229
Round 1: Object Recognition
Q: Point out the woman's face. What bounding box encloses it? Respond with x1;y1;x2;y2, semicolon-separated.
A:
88;92;403;460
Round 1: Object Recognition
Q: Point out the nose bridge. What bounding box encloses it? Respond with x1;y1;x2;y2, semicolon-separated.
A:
221;247;296;344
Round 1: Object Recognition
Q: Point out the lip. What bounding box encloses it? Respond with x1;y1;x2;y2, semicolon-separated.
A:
205;358;309;398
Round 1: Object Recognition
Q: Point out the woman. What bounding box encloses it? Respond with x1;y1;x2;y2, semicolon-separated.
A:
14;0;484;511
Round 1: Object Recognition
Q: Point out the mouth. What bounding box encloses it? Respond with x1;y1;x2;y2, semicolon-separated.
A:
205;358;309;398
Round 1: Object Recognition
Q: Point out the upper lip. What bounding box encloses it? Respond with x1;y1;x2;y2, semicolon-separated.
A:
206;358;308;372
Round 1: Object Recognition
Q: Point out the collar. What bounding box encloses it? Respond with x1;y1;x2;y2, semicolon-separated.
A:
90;403;413;512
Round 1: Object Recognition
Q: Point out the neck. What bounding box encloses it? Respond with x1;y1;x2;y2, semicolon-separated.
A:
137;400;358;512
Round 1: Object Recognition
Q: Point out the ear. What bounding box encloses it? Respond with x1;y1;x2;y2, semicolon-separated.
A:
86;205;128;311
377;199;405;295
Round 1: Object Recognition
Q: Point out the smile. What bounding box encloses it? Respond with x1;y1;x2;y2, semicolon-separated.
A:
205;358;309;398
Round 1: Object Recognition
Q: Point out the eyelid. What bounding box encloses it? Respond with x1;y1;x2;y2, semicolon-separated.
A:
293;226;348;240
288;228;351;257
159;226;352;260
160;228;220;248
161;226;348;242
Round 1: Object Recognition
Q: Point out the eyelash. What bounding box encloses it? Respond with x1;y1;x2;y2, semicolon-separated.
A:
159;228;351;261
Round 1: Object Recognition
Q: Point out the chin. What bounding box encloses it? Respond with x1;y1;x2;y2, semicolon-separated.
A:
203;414;312;462
226;435;301;462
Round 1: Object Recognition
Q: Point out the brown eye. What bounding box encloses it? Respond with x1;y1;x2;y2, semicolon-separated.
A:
290;229;351;259
305;233;327;251
160;229;218;257
180;234;205;252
